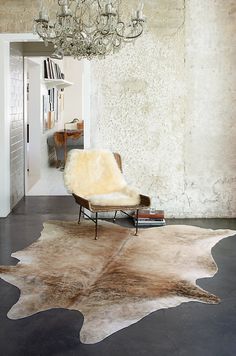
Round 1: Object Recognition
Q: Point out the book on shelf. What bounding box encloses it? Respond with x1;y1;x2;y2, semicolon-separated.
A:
47;111;55;130
44;58;64;80
44;60;49;79
47;58;53;79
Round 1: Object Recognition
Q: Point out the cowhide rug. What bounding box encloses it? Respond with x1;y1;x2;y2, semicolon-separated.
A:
0;221;235;344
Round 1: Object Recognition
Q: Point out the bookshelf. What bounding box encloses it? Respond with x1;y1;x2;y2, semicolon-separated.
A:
42;57;73;132
44;79;73;90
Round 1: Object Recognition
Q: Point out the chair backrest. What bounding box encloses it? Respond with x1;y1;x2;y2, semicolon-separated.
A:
113;152;122;172
64;149;126;197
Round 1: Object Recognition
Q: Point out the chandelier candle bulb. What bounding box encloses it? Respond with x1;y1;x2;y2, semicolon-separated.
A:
136;10;142;20
38;10;43;20
139;1;144;11
38;9;48;22
105;4;112;14
137;1;144;19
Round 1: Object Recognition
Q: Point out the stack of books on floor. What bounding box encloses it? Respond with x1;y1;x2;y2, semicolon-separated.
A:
132;209;166;227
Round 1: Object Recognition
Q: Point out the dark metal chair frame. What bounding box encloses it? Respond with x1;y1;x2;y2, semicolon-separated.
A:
72;153;151;239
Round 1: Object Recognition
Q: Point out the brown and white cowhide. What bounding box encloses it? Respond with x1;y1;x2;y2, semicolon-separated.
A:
0;221;235;344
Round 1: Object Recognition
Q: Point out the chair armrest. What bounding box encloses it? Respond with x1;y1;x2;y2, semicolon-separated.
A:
72;194;91;210
139;194;151;207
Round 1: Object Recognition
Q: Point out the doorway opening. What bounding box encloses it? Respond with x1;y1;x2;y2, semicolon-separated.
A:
24;55;88;196
0;34;91;217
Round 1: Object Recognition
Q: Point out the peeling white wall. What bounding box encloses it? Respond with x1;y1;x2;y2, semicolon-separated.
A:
89;0;236;218
0;0;235;217
184;0;236;217
90;0;186;216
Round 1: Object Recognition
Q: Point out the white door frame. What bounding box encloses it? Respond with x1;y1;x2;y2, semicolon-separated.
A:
0;34;39;217
0;37;11;217
0;33;91;217
25;57;43;194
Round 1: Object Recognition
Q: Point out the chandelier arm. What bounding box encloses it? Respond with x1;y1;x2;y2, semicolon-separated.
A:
58;0;74;6
100;27;114;36
74;8;97;29
92;32;112;48
96;13;108;28
116;22;144;40
97;0;102;9
74;1;86;26
36;23;64;41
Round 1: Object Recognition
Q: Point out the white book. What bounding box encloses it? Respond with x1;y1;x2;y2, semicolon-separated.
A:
134;219;166;226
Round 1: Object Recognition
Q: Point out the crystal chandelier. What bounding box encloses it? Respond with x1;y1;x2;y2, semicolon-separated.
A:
34;0;146;60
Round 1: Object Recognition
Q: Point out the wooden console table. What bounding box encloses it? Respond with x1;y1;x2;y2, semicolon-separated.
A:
63;129;83;162
53;129;84;165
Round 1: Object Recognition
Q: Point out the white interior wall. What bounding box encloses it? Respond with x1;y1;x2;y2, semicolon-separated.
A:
0;40;10;217
82;60;91;149
62;57;91;148
26;58;42;188
63;57;84;123
26;56;66;193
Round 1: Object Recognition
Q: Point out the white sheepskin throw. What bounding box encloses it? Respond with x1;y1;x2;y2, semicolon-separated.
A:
64;149;140;206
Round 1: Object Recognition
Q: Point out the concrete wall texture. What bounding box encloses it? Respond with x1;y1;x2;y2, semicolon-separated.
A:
0;0;235;217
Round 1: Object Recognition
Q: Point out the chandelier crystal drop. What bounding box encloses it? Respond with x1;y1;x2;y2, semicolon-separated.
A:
34;0;146;60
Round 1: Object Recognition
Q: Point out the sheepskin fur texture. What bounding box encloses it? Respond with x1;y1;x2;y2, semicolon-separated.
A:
64;149;140;206
0;220;235;344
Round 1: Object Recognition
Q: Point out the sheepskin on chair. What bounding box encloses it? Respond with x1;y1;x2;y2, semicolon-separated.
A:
64;149;140;206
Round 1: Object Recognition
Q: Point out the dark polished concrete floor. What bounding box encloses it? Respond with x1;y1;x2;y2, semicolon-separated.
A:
0;196;236;356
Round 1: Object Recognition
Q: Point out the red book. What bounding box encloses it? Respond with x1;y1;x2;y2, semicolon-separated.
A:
133;209;165;219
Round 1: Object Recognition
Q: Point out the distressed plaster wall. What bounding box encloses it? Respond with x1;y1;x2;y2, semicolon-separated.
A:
184;1;236;217
90;0;236;218
0;0;56;33
0;0;235;217
90;0;187;216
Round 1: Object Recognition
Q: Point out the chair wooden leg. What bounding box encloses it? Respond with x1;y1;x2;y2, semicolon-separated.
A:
78;205;82;224
95;213;98;240
113;211;118;223
135;209;139;236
